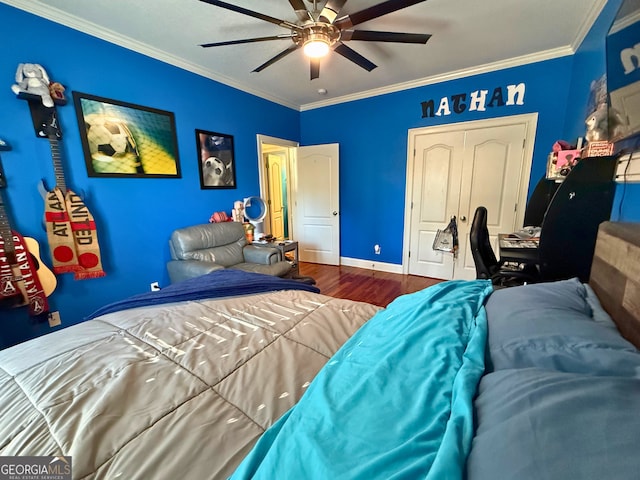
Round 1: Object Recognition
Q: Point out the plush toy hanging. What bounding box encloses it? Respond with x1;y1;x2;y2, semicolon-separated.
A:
11;63;55;107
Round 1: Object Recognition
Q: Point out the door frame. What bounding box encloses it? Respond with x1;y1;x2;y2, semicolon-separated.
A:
401;113;538;275
256;134;299;238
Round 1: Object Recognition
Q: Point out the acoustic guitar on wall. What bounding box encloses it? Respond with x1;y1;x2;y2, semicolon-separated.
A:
0;157;57;308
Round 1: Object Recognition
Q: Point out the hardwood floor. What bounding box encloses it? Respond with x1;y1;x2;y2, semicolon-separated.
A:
298;262;443;307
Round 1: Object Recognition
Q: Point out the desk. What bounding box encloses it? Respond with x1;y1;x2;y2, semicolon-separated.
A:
498;234;539;264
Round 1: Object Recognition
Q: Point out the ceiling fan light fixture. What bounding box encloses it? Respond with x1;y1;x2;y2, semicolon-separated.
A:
298;23;340;58
304;38;330;58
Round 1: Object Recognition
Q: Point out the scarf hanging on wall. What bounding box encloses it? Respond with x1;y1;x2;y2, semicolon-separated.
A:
45;187;106;280
0;232;49;316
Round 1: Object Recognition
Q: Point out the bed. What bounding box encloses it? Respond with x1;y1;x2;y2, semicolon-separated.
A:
0;222;638;479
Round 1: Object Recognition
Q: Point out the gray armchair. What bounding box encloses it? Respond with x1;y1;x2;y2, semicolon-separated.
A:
167;222;291;283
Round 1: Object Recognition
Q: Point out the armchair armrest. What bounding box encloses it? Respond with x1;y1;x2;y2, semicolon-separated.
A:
243;245;281;265
167;259;224;284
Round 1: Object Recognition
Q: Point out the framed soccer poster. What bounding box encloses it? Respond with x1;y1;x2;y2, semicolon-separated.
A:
73;92;181;178
195;129;236;189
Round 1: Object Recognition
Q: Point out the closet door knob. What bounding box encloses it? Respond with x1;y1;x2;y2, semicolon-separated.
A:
460;216;467;222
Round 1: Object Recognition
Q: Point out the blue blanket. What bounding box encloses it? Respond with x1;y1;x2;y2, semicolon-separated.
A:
230;279;492;480
86;269;320;320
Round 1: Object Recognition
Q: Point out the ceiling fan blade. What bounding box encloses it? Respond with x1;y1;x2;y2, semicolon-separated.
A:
333;43;377;72
199;0;299;30
288;0;312;22
334;0;428;30
341;30;431;44
201;34;295;48
252;45;300;73
310;58;320;80
319;0;348;23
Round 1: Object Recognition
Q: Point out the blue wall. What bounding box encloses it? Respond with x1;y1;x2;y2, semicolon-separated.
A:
1;2;638;348
562;0;640;221
301;0;639;265
301;60;574;265
0;4;299;347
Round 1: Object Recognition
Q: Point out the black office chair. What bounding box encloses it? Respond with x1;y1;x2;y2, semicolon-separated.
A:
469;206;540;287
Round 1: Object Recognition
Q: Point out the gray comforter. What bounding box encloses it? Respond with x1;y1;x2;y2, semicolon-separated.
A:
0;290;380;479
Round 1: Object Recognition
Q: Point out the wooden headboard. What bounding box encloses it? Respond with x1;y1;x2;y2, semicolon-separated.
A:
589;221;640;348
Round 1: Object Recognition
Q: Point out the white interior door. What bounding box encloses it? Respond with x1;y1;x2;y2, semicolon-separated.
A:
257;135;298;240
405;115;536;280
407;131;465;279
293;144;340;265
455;122;531;280
266;152;286;239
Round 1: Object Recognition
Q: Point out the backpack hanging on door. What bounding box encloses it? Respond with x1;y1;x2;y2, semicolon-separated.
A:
432;216;459;258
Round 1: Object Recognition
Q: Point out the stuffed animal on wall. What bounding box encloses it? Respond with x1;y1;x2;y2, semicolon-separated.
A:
11;63;54;107
585;104;609;142
48;81;66;103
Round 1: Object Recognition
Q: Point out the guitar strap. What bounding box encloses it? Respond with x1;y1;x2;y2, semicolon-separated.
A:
0;236;22;301
0;231;49;316
45;187;106;279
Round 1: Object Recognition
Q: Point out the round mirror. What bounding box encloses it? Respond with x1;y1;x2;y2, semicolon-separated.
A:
244;196;267;222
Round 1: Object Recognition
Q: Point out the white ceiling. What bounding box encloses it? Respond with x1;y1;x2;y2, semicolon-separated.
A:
4;0;606;110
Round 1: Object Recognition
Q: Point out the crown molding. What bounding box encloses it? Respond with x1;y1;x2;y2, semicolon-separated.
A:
4;0;607;113
301;0;609;111
300;46;574;111
2;0;300;110
571;0;608;49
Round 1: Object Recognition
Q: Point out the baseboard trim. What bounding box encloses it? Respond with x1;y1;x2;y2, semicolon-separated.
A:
340;257;404;274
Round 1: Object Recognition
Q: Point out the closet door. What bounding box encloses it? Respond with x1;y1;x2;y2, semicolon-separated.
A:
454;122;530;280
407;131;464;279
405;115;535;280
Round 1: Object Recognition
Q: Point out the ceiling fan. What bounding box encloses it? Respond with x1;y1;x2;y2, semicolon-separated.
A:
199;0;431;80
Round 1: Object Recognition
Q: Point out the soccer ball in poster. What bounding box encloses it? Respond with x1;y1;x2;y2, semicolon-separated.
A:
84;113;140;162
202;156;228;186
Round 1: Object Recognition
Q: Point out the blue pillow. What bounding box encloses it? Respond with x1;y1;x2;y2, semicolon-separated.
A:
485;278;639;375
486;277;591;322
583;283;617;329
467;369;640;480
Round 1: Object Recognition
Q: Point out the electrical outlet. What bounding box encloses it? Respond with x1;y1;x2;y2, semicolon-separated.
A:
150;281;161;291
48;311;61;327
374;244;381;255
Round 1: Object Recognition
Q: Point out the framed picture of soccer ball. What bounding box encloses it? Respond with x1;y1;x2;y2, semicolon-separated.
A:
72;92;181;178
195;129;236;189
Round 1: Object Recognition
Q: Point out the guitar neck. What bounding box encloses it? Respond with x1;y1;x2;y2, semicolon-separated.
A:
0;161;17;264
48;136;67;194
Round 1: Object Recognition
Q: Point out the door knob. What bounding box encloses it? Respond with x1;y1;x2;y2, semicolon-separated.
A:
332;211;338;216
460;216;467;222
